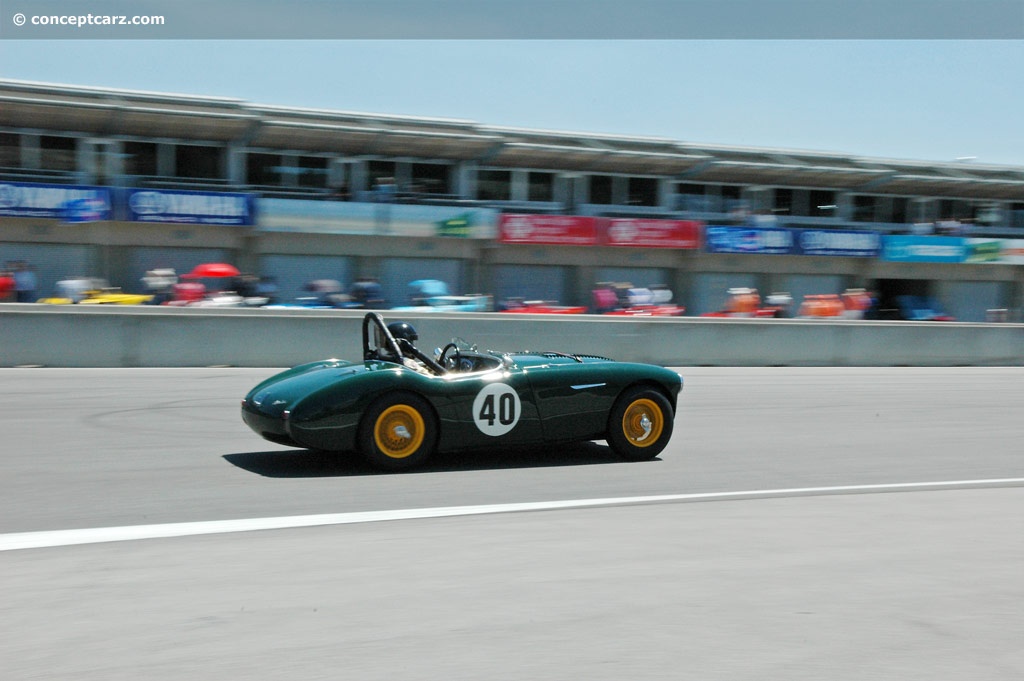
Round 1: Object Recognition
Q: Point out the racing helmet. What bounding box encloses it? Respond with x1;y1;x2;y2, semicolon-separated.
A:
387;321;419;345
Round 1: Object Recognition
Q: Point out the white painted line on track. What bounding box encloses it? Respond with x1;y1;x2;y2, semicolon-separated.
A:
3;477;1023;552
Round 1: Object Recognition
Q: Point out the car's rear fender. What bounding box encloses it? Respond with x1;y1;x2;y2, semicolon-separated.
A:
285;367;448;452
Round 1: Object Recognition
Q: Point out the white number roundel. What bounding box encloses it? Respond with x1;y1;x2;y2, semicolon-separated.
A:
472;383;521;436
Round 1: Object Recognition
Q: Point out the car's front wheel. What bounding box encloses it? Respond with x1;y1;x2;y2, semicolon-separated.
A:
358;392;438;470
606;387;673;461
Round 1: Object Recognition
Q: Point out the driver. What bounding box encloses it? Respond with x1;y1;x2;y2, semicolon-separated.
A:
386;321;433;375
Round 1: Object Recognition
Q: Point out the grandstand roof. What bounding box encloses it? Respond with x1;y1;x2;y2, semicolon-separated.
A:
2;78;1022;199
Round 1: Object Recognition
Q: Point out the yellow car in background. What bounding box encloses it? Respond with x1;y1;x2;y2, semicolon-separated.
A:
37;277;153;305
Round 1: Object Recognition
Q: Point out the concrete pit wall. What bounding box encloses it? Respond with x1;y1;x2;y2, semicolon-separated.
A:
1;304;1023;368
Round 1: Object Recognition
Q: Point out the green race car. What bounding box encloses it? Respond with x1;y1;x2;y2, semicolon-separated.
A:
242;312;683;470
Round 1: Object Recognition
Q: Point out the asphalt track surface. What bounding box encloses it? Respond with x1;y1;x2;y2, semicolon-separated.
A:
1;367;1023;680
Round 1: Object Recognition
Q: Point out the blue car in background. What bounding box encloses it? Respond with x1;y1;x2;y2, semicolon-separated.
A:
391;279;493;312
894;295;955;321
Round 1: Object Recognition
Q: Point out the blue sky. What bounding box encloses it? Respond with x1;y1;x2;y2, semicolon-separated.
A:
1;39;1022;165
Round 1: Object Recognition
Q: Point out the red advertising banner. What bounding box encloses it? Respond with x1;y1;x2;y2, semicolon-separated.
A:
604;218;702;249
499;214;599;245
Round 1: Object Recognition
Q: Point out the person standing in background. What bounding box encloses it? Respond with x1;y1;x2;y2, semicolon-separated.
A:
0;264;14;302
13;261;37;303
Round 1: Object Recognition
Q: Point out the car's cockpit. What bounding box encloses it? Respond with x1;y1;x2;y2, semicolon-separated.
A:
362;312;505;377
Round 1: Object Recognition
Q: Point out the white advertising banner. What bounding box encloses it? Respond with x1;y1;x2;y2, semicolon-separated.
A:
966;239;1024;264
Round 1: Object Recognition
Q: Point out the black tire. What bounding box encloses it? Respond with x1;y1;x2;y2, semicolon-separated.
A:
358;392;438;471
606;386;674;461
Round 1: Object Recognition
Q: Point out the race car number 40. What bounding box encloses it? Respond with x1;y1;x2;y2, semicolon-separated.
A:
473;383;521;436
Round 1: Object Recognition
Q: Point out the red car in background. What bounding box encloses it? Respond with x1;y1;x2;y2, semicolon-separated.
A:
500;298;588;314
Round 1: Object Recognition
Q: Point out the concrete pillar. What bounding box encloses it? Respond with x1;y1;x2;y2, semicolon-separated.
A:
281;154;298;187
792;189;811;217
394;162;412;191
672;260;695;312
226;144;246;184
578;175;591;206
836;191;855;221
657;178;673;211
574;265;598;309
107;141;125;183
350;160;368;196
156;143;175;177
22;134;41;169
876;196;894;224
510;170;529;202
1008;271;1024;322
327;159;347;190
454;161;476;199
611;176;628;206
76;139;93;184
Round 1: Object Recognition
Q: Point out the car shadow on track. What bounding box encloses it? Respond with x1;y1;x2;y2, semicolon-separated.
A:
223;441;637;478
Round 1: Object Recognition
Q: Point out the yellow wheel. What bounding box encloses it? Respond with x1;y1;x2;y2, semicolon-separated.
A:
621;398;665;448
359;392;437;470
607;388;673;461
373;404;426;459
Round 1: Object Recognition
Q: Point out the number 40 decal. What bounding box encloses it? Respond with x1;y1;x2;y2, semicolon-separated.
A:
472;383;521;436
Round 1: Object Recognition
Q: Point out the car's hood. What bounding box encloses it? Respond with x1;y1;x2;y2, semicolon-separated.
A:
503;352;614;370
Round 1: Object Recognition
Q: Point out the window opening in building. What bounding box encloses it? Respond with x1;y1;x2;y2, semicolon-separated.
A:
627;177;658;206
1010;202;1024;229
246;153;280;186
852;195;875;222
721;185;743;213
297;156;329;189
367;160;398;190
973;202;1002;227
774;187;793;215
123;141;158;177
0;132;19;168
39;136;77;172
411;163;451;195
528;171;555;202
589;175;613;204
175;144;222;179
675;183;706;212
938;199;971;222
809;190;836;218
891;197;909;224
477;169;512;201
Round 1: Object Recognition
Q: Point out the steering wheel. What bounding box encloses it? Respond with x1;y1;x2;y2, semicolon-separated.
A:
437;342;461;370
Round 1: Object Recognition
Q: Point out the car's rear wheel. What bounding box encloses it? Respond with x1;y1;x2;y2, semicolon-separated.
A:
606;387;673;461
358;392;437;470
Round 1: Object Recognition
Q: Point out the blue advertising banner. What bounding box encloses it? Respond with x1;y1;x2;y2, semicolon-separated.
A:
881;235;967;263
795;229;881;258
704;226;795;255
127;189;255;226
0;182;112;220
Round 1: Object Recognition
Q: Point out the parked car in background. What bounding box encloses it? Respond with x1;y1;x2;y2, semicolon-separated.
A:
700;288;781;318
592;282;685;316
893;295;956;321
393;279;493;312
392;294;493;313
37;277;153;305
500;298;589;314
797;294;845;319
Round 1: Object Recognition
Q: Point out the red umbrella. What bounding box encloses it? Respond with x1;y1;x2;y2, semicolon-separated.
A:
182;263;240;279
